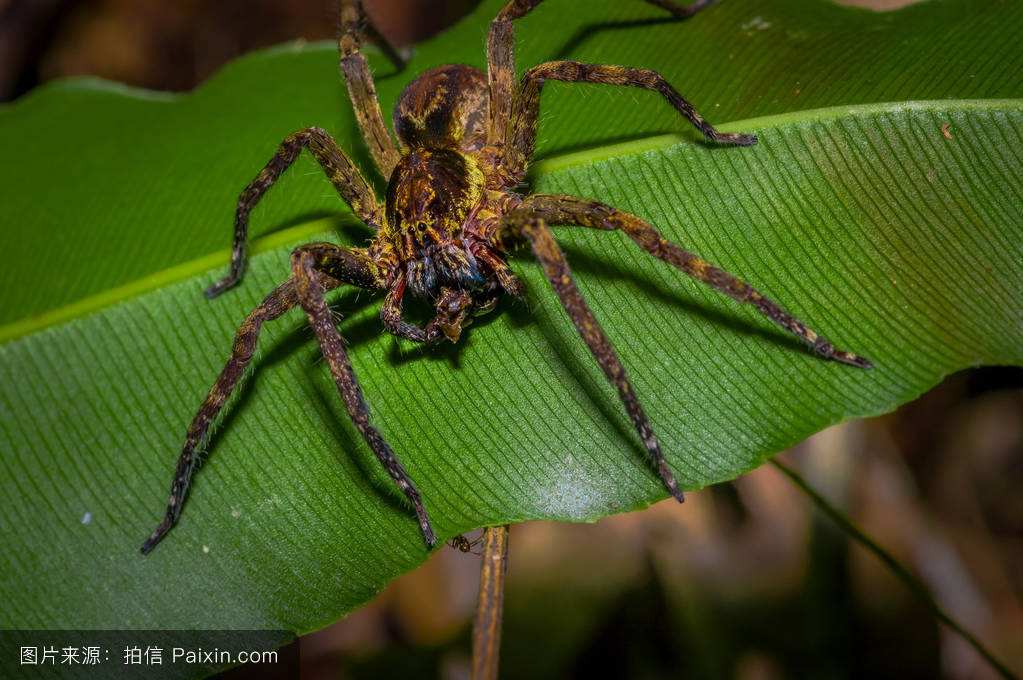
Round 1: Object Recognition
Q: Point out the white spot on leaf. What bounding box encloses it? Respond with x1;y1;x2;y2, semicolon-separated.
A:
741;16;772;33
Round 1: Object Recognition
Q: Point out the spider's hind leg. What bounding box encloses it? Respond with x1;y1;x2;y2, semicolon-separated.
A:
486;0;719;148
522;194;872;368
339;0;403;177
500;211;685;503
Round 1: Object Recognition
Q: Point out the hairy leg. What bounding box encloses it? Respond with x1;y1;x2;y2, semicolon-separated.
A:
486;0;718;148
207;128;382;299
501;211;685;503
505;61;755;180
142;278;316;553
142;245;381;555
292;246;437;548
523;194;872;367
339;0;402;177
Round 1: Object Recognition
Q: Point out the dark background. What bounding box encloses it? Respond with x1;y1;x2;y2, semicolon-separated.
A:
0;0;477;102
2;1;1021;678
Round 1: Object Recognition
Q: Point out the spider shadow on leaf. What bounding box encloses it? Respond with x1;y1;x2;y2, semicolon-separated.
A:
512;240;815;358
384;294;527;368
248;210;355;243
530;13;735;154
194;285;377;469
526;124;731;161
551;16;686;62
492;238;827;492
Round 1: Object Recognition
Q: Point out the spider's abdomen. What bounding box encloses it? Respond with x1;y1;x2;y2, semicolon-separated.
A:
393;64;489;151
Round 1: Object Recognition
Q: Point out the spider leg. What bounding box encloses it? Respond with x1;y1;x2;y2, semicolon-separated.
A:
207;127;382;299
339;0;402;177
486;0;718;148
142;244;382;555
501;211;685;503
504;61;754;180
522;194;872;367
142;278;314;553
292;246;437;548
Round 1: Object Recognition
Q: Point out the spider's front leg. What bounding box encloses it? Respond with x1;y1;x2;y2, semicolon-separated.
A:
142;273;328;553
292;245;437;548
522;194;872;367
141;244;386;554
381;273;437;342
499;211;686;503
207;127;382;299
486;0;722;151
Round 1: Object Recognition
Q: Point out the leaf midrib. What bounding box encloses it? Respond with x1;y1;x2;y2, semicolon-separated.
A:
2;98;1017;346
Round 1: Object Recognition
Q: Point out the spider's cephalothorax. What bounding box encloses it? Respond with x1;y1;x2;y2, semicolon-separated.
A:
383;64;521;335
142;0;872;555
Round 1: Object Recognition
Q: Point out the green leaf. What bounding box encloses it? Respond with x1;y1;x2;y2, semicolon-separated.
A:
0;0;1021;646
5;0;1021;325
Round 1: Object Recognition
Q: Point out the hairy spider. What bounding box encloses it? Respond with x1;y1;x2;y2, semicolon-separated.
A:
141;0;871;555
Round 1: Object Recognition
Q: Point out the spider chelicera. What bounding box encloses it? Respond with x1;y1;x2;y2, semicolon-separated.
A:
141;0;871;555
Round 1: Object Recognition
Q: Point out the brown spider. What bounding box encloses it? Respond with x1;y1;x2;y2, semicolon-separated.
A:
141;0;871;555
448;532;485;555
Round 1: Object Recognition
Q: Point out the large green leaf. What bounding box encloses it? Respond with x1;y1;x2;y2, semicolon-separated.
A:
0;0;1021;645
4;0;1021;325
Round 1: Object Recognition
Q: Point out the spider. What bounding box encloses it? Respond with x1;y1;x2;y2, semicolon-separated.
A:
141;0;871;555
448;532;485;555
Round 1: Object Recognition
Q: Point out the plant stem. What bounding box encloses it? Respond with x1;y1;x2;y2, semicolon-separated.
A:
771;459;1018;680
471;525;510;680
